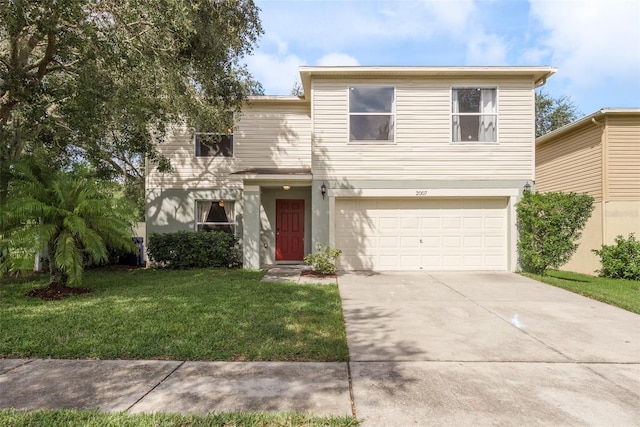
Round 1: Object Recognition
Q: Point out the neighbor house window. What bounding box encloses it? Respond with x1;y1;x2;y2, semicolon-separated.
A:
349;86;395;143
196;200;235;234
452;88;497;142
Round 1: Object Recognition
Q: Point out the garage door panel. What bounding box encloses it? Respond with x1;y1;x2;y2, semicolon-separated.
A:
400;217;420;229
443;236;462;247
420;217;441;229
399;236;420;248
442;217;462;229
463;217;484;229
486;236;505;248
379;217;398;230
463;236;483;248
485;217;504;229
335;197;508;271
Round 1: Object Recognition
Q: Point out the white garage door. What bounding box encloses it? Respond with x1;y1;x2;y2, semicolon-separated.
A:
335;198;507;271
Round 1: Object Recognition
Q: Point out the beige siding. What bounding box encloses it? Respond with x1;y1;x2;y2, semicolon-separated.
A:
561;201;640;275
561;202;603;275
536;125;602;200
312;77;536;181
606;116;640;200
146;103;311;190
235;102;311;170
146;124;243;189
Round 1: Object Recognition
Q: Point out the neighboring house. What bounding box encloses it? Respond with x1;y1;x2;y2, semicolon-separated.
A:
146;66;556;271
536;109;640;275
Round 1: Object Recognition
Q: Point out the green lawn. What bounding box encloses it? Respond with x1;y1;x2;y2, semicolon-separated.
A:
0;267;349;361
523;270;640;314
0;409;359;427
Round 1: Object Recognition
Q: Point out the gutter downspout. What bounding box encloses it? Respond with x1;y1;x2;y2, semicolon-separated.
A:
592;115;606;246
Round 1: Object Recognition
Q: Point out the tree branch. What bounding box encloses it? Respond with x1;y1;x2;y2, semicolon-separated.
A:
36;33;56;80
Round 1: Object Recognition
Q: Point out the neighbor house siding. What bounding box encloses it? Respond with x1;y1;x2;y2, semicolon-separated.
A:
606;116;640;201
536;125;602;200
535;110;640;275
311;77;536;181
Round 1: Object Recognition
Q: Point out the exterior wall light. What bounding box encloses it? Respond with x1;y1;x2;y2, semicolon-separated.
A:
523;182;532;193
283;185;291;191
321;182;327;199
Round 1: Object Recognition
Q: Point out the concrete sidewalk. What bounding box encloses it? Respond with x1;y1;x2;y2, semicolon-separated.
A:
0;359;352;416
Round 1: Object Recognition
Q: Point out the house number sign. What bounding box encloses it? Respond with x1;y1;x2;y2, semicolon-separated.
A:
415;190;429;196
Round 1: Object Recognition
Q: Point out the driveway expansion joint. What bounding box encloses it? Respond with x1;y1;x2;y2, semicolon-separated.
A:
346;361;357;419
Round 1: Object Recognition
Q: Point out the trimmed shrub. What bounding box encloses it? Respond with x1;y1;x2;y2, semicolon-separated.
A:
593;234;640;280
147;231;240;269
304;244;342;275
516;191;594;275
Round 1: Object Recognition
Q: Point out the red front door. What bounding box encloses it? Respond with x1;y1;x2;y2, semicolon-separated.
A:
276;199;305;261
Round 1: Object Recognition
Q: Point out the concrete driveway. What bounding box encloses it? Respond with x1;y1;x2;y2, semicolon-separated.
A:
339;271;640;426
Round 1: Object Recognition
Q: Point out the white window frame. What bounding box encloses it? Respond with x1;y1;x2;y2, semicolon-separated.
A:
451;87;498;144
348;85;396;144
195;200;236;234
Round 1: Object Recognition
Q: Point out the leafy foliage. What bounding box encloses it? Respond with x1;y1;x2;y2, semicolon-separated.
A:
516;191;594;275
0;159;136;286
147;231;241;269
593;234;640;280
0;0;263;204
535;91;582;137
304;244;342;275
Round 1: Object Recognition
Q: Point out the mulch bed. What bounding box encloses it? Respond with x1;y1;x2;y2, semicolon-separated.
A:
300;270;337;279
25;283;92;301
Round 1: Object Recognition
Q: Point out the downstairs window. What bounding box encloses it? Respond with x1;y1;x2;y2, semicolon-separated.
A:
195;200;235;234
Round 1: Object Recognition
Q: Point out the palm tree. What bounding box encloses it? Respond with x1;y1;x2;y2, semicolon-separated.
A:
1;160;136;288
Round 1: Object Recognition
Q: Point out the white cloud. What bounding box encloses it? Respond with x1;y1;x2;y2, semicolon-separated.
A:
316;53;360;66
426;0;477;31
529;0;640;89
245;51;305;95
465;31;509;65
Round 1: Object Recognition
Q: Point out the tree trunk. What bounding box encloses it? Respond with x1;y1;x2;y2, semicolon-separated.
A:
48;243;68;286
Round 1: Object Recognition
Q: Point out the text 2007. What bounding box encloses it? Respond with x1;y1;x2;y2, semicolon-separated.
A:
415;190;428;196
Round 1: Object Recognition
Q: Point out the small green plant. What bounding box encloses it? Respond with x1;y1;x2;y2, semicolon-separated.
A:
304;244;342;275
593;234;640;280
516;191;594;275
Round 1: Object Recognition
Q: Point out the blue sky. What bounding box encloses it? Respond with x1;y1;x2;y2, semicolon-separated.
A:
244;0;640;117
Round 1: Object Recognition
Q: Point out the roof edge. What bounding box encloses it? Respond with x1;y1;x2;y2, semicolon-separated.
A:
536;108;640;145
299;65;557;99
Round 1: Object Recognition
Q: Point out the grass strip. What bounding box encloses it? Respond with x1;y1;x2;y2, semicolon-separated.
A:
0;409;360;427
522;270;640;314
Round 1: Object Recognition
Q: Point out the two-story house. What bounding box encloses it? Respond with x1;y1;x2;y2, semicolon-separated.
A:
536;109;640;275
146;66;557;271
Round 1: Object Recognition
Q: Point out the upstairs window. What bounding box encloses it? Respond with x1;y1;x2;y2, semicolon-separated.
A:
195;113;234;157
349;86;395;143
452;88;497;143
195;132;233;157
196;200;235;234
